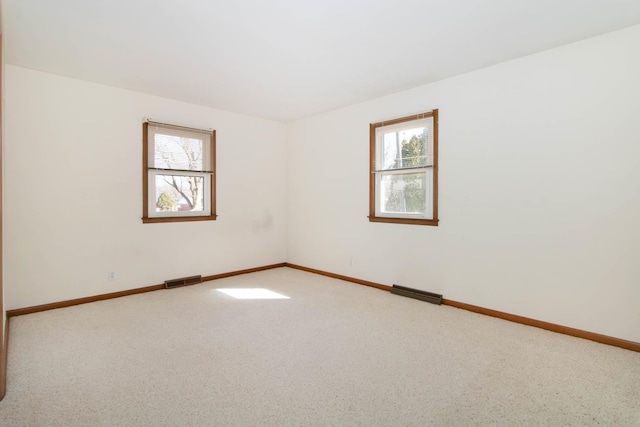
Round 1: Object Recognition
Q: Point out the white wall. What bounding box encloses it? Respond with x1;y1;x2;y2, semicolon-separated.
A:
4;66;287;309
287;25;640;343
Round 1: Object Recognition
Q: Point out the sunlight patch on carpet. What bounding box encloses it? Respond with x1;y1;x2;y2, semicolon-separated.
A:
216;288;290;299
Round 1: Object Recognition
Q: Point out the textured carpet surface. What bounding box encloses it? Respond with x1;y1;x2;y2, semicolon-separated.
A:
1;267;639;426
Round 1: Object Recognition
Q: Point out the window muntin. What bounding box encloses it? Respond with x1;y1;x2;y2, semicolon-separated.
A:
369;110;438;226
143;121;216;223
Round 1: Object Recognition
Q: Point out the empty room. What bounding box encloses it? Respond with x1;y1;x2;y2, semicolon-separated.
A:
1;0;639;425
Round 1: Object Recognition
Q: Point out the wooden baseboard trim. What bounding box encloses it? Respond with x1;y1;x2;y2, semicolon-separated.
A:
0;317;8;400
284;263;392;291
442;299;640;353
6;263;287;318
6;285;165;318
284;264;639;353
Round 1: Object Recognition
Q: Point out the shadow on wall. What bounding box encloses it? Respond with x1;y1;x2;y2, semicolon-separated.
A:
252;210;274;233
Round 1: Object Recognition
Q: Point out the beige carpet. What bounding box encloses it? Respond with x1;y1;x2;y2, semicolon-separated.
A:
1;267;638;426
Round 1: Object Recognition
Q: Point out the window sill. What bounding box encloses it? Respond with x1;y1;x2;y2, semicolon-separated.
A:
142;215;218;224
368;216;439;226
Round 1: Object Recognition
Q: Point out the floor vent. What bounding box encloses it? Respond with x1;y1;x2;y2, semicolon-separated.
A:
165;275;203;289
391;285;443;305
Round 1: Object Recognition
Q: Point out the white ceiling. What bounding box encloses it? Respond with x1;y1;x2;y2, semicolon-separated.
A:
4;0;640;122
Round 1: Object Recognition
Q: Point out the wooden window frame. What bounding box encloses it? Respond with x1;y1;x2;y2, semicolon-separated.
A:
142;121;217;224
369;109;439;226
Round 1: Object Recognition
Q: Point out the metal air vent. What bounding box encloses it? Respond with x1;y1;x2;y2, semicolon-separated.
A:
165;275;203;289
391;284;443;305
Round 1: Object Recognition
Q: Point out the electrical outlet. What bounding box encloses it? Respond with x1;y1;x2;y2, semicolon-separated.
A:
108;271;116;281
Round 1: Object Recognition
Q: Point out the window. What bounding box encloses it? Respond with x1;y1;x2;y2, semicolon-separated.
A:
142;121;216;223
369;110;438;226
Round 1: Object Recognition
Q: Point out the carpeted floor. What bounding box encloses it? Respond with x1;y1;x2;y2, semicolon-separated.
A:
1;267;639;426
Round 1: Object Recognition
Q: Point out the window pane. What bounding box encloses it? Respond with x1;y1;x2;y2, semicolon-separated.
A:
380;127;428;170
154;175;205;212
153;134;204;171
379;172;427;214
